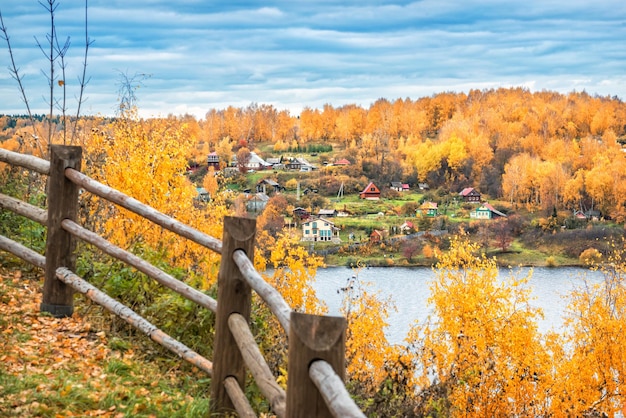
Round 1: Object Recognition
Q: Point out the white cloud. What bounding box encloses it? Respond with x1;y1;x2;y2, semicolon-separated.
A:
0;0;624;118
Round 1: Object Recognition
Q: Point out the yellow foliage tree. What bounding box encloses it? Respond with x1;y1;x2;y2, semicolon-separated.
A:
202;166;219;197
552;240;626;416
340;269;399;394
82;108;228;288
408;237;552;416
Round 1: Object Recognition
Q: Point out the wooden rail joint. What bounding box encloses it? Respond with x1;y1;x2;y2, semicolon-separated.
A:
287;312;346;416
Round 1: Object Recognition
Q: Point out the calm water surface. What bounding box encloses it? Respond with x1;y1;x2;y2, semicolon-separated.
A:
312;266;604;345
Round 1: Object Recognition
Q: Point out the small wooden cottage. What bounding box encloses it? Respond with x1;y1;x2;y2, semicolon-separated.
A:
459;187;481;203
370;229;389;243
317;208;338;217
333;158;351;166
256;178;284;195
207;152;220;170
293;207;310;221
418;201;438;217
470;203;507;219
359;182;381;200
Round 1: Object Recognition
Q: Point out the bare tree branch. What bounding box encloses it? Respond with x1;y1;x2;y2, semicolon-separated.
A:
71;0;94;145
0;9;46;158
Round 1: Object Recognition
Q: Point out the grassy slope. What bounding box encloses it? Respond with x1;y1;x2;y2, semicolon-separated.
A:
0;267;211;418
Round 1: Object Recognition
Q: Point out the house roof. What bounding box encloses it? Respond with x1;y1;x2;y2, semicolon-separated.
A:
334;158;351;165
421;201;438;209
258;178;280;187
481;203;507;217
401;221;414;229
318;209;337;216
303;216;336;226
360;181;380;194
248;192;270;202
460;187;480;196
390;181;403;188
295;157;315;168
248;152;272;167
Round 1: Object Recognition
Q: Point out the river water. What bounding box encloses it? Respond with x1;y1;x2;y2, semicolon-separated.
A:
311;266;605;345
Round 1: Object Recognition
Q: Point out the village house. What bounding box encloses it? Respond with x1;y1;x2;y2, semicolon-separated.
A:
301;217;341;242
369;229;389;243
418;182;430;191
470;203;507;219
317;208;338;217
399;220;415;234
207;152;220;170
418;201;438;217
265;156;283;169
573;210;587;220
255;178;284;195
359;181;381;200
233;152;272;171
247;152;272;171
389;181;409;192
293;207;310;221
246;193;270;213
333;158;351;166
286;157;316;171
390;182;404;192
195;187;210;203
459;187;481;203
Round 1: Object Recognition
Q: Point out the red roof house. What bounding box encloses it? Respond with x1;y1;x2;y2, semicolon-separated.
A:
334;158;351;166
359;182;381;200
459;187;481;203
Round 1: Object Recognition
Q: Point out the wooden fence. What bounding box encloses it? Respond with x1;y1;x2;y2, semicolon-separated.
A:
0;145;365;418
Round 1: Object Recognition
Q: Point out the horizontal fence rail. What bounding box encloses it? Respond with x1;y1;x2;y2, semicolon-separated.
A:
64;168;223;254
0;192;48;224
0;147;50;174
61;219;218;313
55;267;214;376
0;235;46;269
0;145;366;417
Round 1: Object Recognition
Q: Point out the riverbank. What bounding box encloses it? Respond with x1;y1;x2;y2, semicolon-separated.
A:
313;233;605;269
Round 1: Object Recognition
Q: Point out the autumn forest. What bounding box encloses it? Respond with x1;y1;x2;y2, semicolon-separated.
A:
3;87;626;417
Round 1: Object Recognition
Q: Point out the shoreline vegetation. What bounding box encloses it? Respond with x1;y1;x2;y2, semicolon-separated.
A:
306;223;623;269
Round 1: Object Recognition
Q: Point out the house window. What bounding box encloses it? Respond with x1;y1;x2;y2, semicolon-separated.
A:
370;187;375;192
305;230;309;235
312;222;317;228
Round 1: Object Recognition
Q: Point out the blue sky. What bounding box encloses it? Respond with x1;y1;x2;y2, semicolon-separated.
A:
1;1;625;118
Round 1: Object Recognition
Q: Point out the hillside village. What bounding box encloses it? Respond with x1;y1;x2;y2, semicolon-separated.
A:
190;147;617;267
3;89;626;266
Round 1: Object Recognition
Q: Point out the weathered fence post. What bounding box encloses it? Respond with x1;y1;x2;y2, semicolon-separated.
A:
212;216;256;414
287;312;346;417
42;145;82;317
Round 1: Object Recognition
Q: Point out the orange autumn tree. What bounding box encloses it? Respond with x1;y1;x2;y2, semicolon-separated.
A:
339;267;400;395
263;232;326;314
550;239;626;416
82;107;227;288
407;237;552;417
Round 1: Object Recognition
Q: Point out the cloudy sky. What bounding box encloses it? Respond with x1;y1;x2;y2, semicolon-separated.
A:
1;1;625;118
